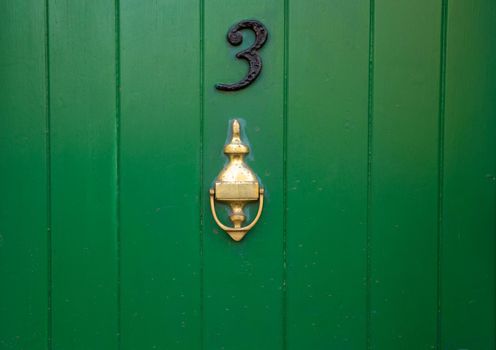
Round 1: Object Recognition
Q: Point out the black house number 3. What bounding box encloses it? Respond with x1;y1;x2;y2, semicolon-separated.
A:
215;19;268;91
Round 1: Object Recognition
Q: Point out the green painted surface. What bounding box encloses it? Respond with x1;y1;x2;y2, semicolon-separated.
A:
286;1;369;349
441;0;496;348
49;0;118;348
0;1;48;349
1;1;495;349
119;0;201;348
370;1;442;348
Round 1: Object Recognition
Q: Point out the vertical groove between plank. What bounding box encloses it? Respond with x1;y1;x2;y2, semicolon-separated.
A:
199;0;205;347
45;0;52;348
115;0;122;348
366;0;375;348
437;0;448;348
282;0;289;348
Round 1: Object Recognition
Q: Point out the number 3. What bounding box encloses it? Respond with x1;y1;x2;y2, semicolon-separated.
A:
215;19;269;91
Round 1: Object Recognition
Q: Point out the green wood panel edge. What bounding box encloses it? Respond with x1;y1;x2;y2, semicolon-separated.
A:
441;0;496;348
48;0;119;348
0;1;49;348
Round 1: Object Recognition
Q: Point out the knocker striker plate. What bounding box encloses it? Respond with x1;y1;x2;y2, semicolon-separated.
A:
209;119;264;241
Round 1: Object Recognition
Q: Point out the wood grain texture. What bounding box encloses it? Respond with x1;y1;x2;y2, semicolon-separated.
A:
0;1;48;349
441;0;496;348
202;1;284;349
49;0;118;348
370;0;442;348
0;2;495;349
286;1;369;349
119;1;202;349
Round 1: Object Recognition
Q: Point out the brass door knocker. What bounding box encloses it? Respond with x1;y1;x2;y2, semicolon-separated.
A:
209;119;264;241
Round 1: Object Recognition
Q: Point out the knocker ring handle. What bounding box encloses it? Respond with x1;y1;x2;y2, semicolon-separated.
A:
209;188;264;241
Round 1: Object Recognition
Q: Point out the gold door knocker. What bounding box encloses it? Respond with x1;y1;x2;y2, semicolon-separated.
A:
209;119;264;241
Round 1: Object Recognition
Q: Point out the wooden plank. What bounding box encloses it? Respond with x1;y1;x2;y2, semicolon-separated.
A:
49;0;118;348
286;1;369;348
202;1;284;349
441;0;496;348
0;1;48;349
119;1;202;349
370;1;442;348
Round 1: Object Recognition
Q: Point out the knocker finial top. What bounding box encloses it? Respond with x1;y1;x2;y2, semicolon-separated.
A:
215;19;269;92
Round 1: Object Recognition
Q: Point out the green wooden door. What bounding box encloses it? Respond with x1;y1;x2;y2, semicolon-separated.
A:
1;1;495;349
